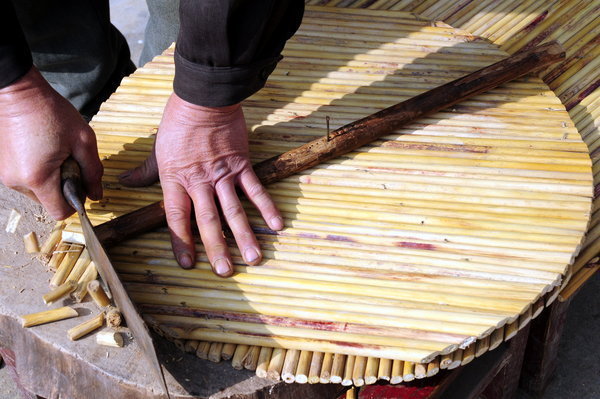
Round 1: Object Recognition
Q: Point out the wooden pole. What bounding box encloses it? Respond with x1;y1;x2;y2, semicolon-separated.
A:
92;41;565;245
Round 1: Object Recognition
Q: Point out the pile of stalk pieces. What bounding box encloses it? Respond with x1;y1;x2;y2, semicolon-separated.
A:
19;223;124;349
24;224;565;386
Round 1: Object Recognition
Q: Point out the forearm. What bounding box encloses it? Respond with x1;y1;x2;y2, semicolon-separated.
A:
174;0;304;107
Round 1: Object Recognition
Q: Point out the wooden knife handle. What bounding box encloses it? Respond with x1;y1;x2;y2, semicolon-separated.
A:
61;157;85;214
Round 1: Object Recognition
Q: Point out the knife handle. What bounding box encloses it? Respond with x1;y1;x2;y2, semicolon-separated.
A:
61;157;86;214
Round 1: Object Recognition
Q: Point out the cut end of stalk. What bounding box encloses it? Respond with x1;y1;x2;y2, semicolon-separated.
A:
96;330;124;347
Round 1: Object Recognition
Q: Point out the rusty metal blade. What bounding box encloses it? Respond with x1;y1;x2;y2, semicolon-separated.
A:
78;211;170;398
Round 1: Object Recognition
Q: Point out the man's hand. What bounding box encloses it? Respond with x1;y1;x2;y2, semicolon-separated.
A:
0;67;103;219
122;93;283;277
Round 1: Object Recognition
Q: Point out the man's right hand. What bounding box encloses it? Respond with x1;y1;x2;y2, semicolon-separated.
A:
0;67;103;220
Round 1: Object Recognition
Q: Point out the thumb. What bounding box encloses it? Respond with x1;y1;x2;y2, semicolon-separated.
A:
118;147;159;187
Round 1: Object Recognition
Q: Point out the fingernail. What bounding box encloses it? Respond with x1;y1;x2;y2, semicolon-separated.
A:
270;216;284;230
244;248;259;263
213;258;232;276
179;253;193;269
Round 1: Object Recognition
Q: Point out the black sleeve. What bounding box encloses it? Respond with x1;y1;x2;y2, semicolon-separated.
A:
0;1;33;89
174;0;304;107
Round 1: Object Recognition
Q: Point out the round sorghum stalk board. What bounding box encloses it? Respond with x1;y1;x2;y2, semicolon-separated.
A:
57;6;592;384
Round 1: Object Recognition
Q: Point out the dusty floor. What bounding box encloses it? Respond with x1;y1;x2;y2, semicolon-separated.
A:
1;1;598;397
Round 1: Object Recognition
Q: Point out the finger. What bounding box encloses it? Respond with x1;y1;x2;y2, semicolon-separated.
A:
72;125;103;200
162;180;196;269
32;170;74;220
216;180;261;266
239;169;283;231
119;145;159;187
188;184;233;277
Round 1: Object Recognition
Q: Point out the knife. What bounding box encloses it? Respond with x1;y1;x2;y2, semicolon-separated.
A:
61;158;170;399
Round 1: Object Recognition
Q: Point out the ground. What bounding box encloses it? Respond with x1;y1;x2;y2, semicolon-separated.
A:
1;0;598;397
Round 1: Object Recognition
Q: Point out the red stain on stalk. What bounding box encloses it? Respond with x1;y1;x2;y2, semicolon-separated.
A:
522;11;548;33
330;340;377;350
382;141;489;153
326;234;355;242
395;241;436;251
298;232;320;239
565;78;600;110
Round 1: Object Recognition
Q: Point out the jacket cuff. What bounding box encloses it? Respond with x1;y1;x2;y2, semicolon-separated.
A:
173;48;280;107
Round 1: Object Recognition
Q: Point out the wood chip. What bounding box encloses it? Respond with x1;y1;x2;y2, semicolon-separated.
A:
5;209;21;233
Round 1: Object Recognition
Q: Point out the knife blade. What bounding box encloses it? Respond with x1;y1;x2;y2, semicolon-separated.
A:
61;158;170;398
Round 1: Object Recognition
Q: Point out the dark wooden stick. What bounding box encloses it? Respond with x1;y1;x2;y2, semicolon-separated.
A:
94;41;564;246
95;200;165;248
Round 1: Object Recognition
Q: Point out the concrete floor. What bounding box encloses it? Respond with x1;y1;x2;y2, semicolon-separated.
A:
1;1;598;397
110;0;149;66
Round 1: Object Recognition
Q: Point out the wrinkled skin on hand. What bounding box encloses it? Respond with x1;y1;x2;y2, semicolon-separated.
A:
0;67;103;220
120;93;283;277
